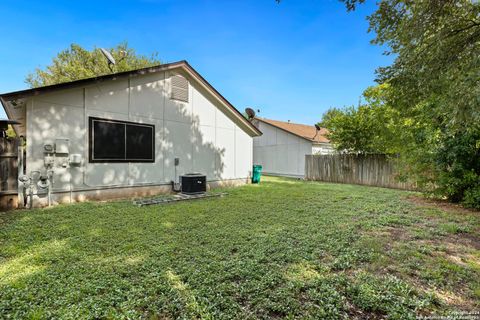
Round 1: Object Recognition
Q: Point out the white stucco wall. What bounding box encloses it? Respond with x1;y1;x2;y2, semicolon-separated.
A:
312;142;335;155
252;121;312;177
25;70;253;194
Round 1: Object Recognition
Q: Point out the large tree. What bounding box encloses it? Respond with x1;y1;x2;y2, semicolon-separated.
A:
26;42;161;88
319;84;401;154
322;0;480;208
343;0;480;128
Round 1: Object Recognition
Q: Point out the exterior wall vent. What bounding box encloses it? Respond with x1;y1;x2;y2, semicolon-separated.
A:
170;75;189;102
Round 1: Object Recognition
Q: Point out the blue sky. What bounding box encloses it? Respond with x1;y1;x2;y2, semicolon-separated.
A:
0;0;390;124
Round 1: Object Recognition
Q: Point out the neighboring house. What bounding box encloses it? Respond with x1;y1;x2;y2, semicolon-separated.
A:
0;60;261;207
252;118;333;177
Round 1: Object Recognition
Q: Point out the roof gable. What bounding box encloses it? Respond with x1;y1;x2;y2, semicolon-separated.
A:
0;60;262;137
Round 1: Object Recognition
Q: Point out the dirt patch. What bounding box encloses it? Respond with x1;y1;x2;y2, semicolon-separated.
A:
432;233;480;252
405;195;479;216
386;226;411;241
460;233;480;251
366;226;412;251
412;278;478;311
405;195;480;250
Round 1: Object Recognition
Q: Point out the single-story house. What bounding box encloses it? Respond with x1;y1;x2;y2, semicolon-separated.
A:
0;60;262;207
252;118;333;177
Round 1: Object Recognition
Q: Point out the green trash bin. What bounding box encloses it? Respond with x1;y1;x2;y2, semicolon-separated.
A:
252;165;262;184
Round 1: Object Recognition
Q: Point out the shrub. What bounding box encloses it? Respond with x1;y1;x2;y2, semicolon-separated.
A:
434;130;480;208
463;185;480;209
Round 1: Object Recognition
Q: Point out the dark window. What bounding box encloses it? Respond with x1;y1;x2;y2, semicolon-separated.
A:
89;117;155;162
92;121;125;160
126;124;154;160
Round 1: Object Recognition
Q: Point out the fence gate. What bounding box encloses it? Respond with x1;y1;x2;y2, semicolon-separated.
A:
0;137;21;210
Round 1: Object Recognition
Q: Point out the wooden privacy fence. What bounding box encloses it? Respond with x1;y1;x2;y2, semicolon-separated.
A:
305;154;415;190
0;137;20;210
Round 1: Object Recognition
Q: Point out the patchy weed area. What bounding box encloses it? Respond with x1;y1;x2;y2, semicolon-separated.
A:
0;177;478;319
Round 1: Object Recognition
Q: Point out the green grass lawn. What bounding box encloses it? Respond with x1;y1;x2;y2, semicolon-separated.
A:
0;177;479;319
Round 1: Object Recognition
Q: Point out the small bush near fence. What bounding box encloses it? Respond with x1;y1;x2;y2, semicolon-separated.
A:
305;154;416;190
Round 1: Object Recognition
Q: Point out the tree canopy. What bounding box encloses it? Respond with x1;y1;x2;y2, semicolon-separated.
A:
321;0;480;208
26;42;161;88
344;0;480;129
319;84;400;154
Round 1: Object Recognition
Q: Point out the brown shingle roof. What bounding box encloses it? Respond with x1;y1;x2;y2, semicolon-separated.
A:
256;118;330;143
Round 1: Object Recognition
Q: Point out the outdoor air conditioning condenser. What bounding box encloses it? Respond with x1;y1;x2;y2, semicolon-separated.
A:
180;173;206;194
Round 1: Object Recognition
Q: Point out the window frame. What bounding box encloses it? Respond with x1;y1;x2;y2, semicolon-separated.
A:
88;117;155;163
